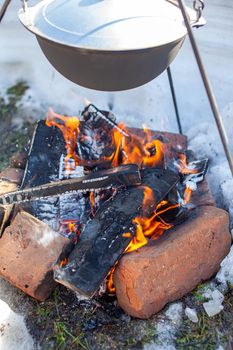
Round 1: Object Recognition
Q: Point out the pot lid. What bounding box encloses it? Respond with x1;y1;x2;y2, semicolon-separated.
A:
19;0;199;51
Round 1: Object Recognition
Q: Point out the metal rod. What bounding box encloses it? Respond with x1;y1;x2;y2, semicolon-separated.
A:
167;66;183;134
177;0;233;176
0;0;11;23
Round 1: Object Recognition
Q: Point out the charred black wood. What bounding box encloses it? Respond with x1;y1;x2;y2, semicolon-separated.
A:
0;206;4;225
22;121;66;187
183;158;208;185
77;105;116;165
15;121;66;228
0;206;5;235
0;164;141;205
163;187;189;226
54;168;179;297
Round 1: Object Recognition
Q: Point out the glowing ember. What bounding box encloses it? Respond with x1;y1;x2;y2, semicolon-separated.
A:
89;191;95;216
183;186;192;205
59;219;81;242
122;232;132;238
106;266;116;294
60;257;68;268
142;186;155;213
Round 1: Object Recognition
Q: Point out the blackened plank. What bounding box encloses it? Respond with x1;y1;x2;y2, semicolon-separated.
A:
0;206;5;228
16;121;66;229
0;164;141;205
22;120;66;187
54;168;179;296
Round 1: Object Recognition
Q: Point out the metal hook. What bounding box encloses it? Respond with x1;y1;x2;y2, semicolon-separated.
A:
193;0;205;21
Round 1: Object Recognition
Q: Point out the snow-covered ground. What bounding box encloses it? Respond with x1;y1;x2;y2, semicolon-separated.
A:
0;0;233;349
0;300;35;350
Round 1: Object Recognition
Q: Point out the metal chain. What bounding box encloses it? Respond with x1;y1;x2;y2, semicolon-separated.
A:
193;0;205;21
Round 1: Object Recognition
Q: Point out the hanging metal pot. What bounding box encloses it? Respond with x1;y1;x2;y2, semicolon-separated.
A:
18;0;205;91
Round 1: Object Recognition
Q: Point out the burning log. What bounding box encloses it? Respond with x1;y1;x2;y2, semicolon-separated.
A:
54;168;179;297
78;104;118;164
0;164;141;206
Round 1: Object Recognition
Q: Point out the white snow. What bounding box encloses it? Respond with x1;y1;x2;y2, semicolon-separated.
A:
184;307;199;323
144;303;183;350
187;119;233;223
215;346;225;350
203;289;225;317
0;300;34;350
203;300;224;318
164;303;183;326
216;245;233;288
203;289;224;304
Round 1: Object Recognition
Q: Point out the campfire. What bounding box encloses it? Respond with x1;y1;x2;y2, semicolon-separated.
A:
43;104;206;296
0;102;230;319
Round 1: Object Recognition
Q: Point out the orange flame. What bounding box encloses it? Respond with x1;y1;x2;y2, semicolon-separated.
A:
60;257;68;268
183;186;192;205
142;186;155;213
106;266;116;294
89;191;96;216
125;196;177;254
46;110;164;170
68;222;77;233
108;124;164;168
46;109;81;174
176;154;198;175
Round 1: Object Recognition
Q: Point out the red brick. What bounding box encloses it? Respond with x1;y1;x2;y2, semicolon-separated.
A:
190;179;215;207
0;211;69;301
114;206;231;319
